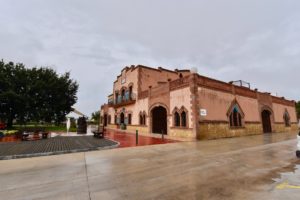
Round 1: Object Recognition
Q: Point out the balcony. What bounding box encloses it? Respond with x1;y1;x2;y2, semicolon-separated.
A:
108;92;136;108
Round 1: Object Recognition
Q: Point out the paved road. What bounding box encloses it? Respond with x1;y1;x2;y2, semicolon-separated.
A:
0;132;299;200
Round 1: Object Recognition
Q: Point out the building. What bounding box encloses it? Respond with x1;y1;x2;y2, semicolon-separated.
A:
100;65;298;140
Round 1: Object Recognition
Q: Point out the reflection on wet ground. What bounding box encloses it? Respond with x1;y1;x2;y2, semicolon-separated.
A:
0;131;299;200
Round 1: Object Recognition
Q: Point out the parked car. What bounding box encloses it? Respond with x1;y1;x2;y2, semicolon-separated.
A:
0;122;6;130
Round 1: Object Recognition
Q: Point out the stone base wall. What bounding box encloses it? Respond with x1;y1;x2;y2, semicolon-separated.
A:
169;128;194;138
107;124;118;129
126;125;149;134
273;123;298;133
199;123;263;140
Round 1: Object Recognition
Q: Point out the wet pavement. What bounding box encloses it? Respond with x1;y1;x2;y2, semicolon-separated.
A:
0;132;299;200
104;129;178;148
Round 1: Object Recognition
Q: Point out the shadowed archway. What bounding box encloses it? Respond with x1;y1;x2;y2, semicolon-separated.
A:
151;106;167;134
261;110;272;133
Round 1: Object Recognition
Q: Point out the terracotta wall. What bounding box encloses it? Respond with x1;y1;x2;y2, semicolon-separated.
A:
198;87;235;121
139;67;190;92
113;67;138;96
170;87;192;128
272;103;297;123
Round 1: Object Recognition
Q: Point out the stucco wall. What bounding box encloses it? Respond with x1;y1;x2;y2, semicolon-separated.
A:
113;68;138;96
272;103;297;123
170;87;192;128
198;87;234;121
140;67;190;92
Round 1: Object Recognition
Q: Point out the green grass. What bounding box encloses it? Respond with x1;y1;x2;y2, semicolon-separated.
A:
12;125;77;133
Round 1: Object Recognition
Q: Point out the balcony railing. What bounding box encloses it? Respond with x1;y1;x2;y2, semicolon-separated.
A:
108;92;136;108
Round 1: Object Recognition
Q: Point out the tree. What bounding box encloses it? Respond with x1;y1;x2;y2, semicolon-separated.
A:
296;101;300;120
91;111;100;124
0;60;79;128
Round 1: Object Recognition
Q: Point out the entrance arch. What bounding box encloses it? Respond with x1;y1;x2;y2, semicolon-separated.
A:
151;106;167;134
120;112;125;124
261;110;272;133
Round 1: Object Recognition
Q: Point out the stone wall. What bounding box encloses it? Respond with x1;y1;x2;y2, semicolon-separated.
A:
273;123;298;133
198;123;263;140
169;128;193;138
126;125;148;134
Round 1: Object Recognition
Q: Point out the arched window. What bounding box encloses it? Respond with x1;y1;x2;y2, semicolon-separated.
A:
139;113;143;125
229;105;243;127
181;111;187;127
114;115;117;124
174;112;180;127
284;111;290;127
143;113;146;125
139;112;146;125
128;114;132;125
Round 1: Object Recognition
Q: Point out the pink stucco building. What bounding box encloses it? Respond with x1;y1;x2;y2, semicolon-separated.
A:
100;65;298;139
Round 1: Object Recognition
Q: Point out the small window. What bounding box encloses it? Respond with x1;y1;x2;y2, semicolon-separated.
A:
181;111;187;127
284;111;290;127
114;115;117;124
128;114;132;125
174;112;180;127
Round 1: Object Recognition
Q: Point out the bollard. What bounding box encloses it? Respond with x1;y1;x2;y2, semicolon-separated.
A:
297;131;300;158
161;130;164;141
136;130;138;145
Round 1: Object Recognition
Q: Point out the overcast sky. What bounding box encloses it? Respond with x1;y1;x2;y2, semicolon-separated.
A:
0;0;299;116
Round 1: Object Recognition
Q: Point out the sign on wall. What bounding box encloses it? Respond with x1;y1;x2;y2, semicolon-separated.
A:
200;109;207;116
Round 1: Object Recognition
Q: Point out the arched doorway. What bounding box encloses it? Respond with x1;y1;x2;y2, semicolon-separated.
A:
120;112;125;124
151;106;167;134
261;110;272;133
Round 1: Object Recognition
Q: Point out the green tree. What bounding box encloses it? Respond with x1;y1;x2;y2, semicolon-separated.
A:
0;60;79;128
91;111;100;124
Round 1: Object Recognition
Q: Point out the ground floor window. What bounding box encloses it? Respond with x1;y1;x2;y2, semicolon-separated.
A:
229;105;243;127
139;111;146;125
128;114;132;125
173;107;188;128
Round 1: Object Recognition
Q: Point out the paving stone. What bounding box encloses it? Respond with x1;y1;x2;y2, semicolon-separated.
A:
0;136;118;160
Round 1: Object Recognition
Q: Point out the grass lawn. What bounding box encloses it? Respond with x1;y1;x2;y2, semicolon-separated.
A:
12;125;77;132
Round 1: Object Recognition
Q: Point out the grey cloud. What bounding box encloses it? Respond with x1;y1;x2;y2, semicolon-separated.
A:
0;0;299;115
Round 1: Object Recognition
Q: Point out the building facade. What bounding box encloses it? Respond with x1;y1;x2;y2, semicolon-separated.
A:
100;65;298;140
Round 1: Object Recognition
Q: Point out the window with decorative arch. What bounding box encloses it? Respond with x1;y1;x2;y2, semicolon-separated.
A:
139;111;146;125
174;111;180;127
172;107;188;128
227;100;244;128
283;110;290;127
